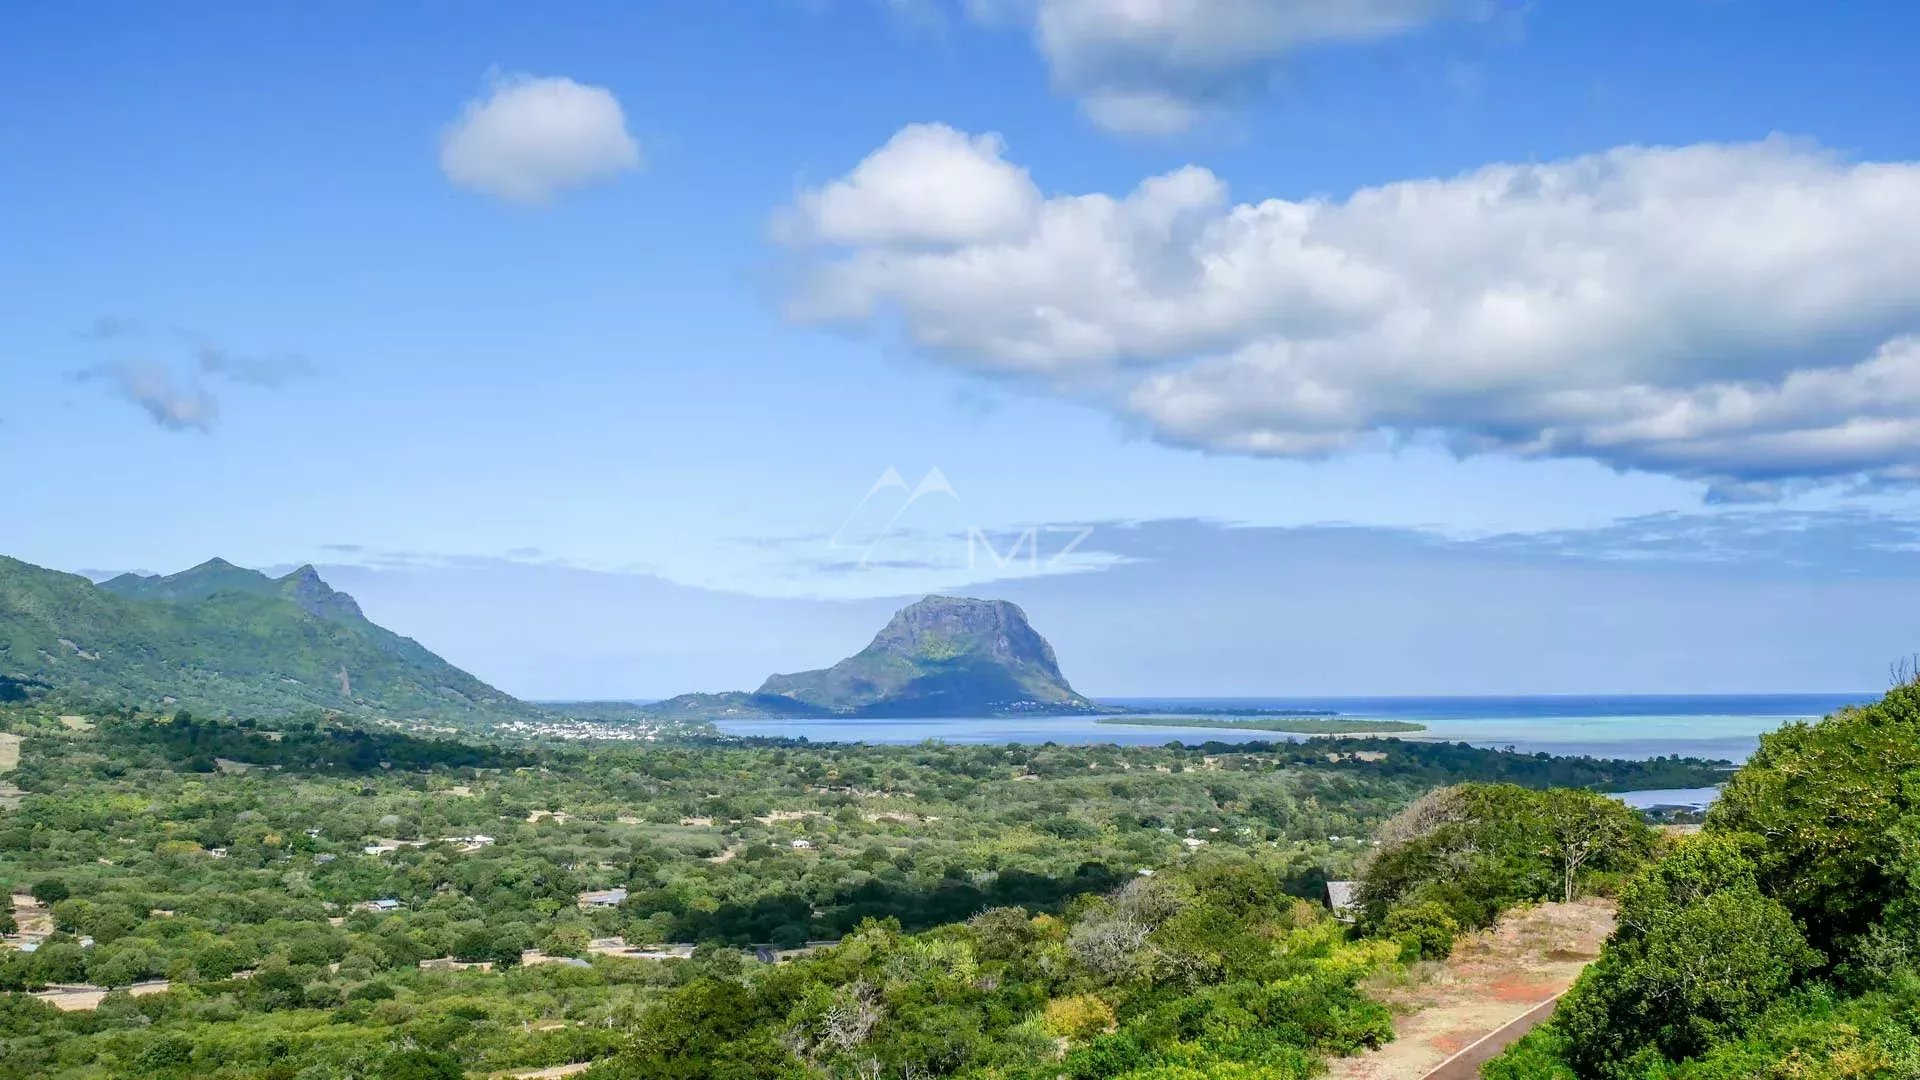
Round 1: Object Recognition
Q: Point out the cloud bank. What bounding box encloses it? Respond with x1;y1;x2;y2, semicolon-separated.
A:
782;129;1920;497
440;73;641;203
311;508;1920;697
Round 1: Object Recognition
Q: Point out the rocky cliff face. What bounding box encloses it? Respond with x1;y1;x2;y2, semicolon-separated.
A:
276;565;368;623
862;596;1067;678
752;596;1094;716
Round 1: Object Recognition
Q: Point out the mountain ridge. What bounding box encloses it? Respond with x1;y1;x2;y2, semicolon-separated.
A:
103;558;371;623
1;554;538;725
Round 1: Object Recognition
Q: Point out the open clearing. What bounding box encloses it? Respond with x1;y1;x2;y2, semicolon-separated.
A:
10;894;53;939
1323;898;1614;1080
33;980;172;1012
0;733;24;808
494;1064;593;1079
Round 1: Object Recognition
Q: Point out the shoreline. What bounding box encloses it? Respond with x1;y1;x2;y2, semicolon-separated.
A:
1097;716;1428;735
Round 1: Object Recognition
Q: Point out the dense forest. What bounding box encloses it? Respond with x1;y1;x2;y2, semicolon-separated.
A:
0;696;1723;1078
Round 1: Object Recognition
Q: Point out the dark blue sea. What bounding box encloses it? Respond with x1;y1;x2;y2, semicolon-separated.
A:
711;692;1872;762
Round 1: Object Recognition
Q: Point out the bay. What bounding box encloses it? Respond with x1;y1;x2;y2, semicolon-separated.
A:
712;692;1872;762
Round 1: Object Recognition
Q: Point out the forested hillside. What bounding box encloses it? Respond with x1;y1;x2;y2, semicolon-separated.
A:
0;556;537;726
0;700;1717;1079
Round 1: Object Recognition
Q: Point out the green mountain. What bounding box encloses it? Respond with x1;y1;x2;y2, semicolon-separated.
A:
0;555;538;725
650;595;1100;719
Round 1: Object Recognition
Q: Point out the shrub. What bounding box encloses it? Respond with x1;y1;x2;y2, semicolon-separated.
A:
1043;994;1116;1040
1382;901;1460;961
1481;1026;1578;1079
378;1049;463;1080
1554;886;1820;1076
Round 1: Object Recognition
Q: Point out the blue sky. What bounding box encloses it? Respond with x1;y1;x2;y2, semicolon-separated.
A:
6;2;1920;696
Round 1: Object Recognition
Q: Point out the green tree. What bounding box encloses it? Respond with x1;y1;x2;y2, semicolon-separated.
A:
1538;788;1646;903
1710;683;1920;955
85;941;154;988
1383;901;1460;961
1555;877;1819;1075
136;1034;195;1072
379;1049;464;1080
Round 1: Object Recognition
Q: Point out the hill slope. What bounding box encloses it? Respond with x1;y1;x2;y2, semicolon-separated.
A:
651;595;1099;719
1;555;537;725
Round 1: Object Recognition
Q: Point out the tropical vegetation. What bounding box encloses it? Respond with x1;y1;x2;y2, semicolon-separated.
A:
0;692;1718;1078
1487;677;1920;1079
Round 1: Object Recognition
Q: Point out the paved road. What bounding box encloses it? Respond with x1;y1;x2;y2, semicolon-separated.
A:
1421;994;1563;1079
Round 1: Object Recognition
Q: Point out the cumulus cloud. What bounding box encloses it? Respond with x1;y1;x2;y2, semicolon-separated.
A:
783;124;1040;247
72;361;218;432
967;0;1469;132
780;130;1920;495
439;73;641;203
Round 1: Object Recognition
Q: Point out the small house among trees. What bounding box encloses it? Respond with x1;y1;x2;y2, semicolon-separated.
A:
1325;880;1358;921
576;887;628;910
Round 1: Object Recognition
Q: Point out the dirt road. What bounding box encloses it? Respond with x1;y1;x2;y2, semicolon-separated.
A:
1322;899;1612;1080
1421;994;1564;1079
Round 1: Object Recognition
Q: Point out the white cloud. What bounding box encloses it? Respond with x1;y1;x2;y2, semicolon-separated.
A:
439;73;641;203
970;0;1468;132
784;124;1040;246
781;130;1920;495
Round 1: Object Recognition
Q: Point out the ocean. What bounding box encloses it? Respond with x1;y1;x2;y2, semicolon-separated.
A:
710;692;1872;763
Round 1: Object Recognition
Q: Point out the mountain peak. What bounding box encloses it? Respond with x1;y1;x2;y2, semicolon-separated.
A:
100;557;271;602
750;595;1090;716
868;596;1062;676
275;564;365;622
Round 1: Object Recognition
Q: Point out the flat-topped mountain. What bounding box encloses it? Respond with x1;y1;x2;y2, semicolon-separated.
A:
1;555;537;725
648;595;1099;719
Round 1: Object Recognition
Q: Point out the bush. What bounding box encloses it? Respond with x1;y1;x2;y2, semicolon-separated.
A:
379;1049;464;1080
1481;1026;1578;1079
1043;994;1116;1040
1554;885;1820;1076
135;1034;195;1071
1382;901;1460;961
